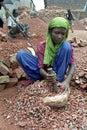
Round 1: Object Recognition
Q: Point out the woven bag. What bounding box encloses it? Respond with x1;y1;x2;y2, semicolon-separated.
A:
43;87;70;107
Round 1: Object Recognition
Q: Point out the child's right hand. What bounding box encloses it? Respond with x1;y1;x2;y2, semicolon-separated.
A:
46;72;56;83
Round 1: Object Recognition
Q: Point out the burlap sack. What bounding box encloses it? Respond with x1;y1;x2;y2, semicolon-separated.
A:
43;87;70;107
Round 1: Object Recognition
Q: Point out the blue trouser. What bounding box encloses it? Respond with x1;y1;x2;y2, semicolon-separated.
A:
16;42;71;82
53;42;71;82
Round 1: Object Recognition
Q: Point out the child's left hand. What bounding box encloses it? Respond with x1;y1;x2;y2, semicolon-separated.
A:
57;80;70;90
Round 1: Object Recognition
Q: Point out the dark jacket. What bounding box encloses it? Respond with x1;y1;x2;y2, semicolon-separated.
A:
66;10;74;21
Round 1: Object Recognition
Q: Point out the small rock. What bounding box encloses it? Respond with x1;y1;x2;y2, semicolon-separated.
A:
17;121;27;127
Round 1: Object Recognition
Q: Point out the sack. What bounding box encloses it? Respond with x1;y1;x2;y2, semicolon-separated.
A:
43;87;70;107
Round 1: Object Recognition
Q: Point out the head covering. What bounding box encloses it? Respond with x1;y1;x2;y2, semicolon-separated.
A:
43;17;69;66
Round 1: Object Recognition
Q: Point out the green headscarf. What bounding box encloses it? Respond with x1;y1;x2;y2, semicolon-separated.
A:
43;17;69;66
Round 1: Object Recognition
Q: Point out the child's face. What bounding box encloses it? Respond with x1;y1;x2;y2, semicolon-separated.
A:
13;13;18;17
51;27;67;45
13;10;19;17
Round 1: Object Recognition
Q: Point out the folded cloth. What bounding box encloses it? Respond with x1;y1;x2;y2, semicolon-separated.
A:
22;79;32;87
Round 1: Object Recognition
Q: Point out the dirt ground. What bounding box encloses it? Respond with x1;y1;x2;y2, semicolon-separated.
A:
0;9;87;130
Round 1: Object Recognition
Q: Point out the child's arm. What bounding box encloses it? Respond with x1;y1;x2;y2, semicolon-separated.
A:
65;64;75;84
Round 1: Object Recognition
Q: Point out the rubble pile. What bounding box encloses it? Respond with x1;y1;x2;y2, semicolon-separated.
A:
73;48;87;89
38;8;66;23
46;6;64;10
3;80;87;129
80;18;87;30
38;7;87;31
74;69;87;89
18;6;31;15
70;37;87;47
0;55;26;91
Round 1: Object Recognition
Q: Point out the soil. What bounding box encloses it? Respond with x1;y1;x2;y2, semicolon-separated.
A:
0;9;87;130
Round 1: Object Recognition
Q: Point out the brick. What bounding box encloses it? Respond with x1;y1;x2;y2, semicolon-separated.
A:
9;54;19;69
0;84;6;91
0;31;3;36
1;34;6;38
10;62;19;70
6;78;18;88
80;84;87;89
9;54;17;63
22;72;27;78
0;75;10;84
0;62;9;75
14;67;24;79
0;56;10;68
8;68;13;77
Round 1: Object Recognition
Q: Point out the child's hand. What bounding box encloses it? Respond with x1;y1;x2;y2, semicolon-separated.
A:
46;72;56;83
57;80;70;90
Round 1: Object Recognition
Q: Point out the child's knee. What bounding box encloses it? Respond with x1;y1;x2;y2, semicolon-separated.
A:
16;50;25;60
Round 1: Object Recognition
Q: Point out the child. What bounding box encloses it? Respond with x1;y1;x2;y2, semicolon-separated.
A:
66;9;74;33
7;9;20;38
16;17;75;90
7;9;29;38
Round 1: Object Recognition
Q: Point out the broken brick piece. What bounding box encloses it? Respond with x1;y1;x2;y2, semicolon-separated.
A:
14;67;24;79
0;62;9;75
80;84;87;89
0;56;10;68
6;78;18;88
0;75;10;84
0;84;6;91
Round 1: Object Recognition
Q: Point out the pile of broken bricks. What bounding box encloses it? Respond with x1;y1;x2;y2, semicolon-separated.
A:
0;54;26;91
73;70;87;89
70;37;87;48
0;40;87;92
